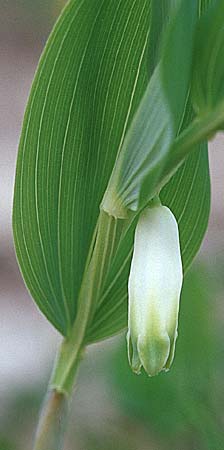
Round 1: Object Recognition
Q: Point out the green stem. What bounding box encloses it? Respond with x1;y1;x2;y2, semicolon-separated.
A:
33;390;69;450
33;317;83;450
33;210;123;449
50;210;120;394
166;99;224;175
155;99;224;197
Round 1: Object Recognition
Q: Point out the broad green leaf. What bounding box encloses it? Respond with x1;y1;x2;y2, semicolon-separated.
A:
102;0;198;218
13;0;211;348
13;0;151;336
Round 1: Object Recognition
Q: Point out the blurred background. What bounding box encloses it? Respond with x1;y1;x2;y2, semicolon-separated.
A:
1;2;224;449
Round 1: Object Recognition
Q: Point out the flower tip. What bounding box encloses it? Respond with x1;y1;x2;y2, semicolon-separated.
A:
137;333;170;377
127;331;142;375
164;332;178;371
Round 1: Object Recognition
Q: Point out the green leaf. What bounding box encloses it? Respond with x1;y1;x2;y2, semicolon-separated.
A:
200;0;214;14
13;0;151;336
192;0;224;115
102;66;174;217
147;0;176;77
102;0;198;218
13;0;211;349
161;0;197;127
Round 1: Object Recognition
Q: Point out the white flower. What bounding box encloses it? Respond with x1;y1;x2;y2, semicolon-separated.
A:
127;204;183;376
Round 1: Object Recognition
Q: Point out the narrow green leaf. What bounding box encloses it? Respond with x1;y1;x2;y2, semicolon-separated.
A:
192;0;224;115
102;66;174;217
102;0;198;218
147;0;176;77
161;0;197;126
200;0;214;13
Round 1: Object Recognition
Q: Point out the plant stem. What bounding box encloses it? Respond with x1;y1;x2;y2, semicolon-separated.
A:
33;389;69;450
166;99;224;175
32;301;84;450
50;211;122;393
156;99;224;197
33;210;122;449
33;339;82;450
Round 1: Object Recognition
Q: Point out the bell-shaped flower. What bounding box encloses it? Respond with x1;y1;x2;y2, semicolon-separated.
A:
127;204;183;376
